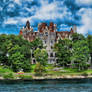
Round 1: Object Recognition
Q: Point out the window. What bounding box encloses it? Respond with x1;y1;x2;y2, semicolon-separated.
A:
45;32;48;36
33;59;36;64
51;46;53;49
51;40;53;44
40;34;43;37
56;59;58;63
32;53;34;57
45;40;46;44
55;53;56;57
50;53;53;57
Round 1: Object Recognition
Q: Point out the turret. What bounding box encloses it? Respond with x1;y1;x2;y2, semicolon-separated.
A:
26;20;30;29
73;25;77;33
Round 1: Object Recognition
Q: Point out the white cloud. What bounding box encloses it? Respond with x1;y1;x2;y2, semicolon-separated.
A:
77;8;92;35
76;0;92;5
14;0;21;5
3;0;73;29
31;1;69;21
60;24;71;31
4;18;18;24
0;7;2;11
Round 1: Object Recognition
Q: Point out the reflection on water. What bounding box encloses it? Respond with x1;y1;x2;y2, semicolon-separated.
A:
0;79;92;92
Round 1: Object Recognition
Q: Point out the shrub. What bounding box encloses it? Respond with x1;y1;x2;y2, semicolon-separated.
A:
3;73;14;79
34;62;46;76
81;73;88;76
18;74;32;79
0;66;13;73
0;66;13;77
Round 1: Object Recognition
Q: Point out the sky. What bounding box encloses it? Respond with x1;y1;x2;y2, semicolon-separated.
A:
0;0;92;35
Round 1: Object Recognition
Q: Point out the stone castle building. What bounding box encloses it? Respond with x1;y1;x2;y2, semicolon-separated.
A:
20;21;77;64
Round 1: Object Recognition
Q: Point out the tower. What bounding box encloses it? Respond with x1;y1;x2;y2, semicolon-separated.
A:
73;25;77;33
26;20;30;29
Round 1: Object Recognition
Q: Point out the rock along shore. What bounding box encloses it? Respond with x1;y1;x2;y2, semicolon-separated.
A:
1;75;92;81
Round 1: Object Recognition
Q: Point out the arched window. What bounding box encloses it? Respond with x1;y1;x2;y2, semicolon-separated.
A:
33;59;36;64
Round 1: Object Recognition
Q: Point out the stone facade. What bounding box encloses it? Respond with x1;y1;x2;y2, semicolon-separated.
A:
20;21;77;64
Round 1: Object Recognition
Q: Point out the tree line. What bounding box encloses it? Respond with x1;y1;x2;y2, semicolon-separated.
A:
0;34;44;72
54;33;92;71
0;33;92;72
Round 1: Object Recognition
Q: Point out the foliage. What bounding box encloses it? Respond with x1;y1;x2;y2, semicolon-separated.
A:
72;33;85;43
0;32;92;73
54;39;72;67
8;52;24;72
87;35;92;63
81;72;88;76
71;40;90;71
0;34;44;72
0;66;13;76
34;48;48;66
18;74;32;79
3;73;14;79
30;38;43;50
34;62;46;76
54;33;90;71
0;34;32;72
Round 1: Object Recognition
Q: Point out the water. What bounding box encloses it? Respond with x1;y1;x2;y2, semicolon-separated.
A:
0;79;92;92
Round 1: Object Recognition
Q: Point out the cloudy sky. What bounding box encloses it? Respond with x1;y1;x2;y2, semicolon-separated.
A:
0;0;92;35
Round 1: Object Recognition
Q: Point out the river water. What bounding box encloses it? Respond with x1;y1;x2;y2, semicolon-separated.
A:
0;79;92;92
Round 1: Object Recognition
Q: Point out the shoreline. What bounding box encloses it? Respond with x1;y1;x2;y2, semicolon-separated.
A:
0;75;92;81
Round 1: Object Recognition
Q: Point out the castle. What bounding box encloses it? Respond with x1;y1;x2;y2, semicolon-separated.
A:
20;21;77;64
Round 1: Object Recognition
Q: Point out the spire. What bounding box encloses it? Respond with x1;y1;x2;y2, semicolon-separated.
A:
26;20;30;29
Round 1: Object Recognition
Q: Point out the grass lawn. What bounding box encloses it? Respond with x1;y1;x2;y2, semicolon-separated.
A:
0;66;13;74
30;64;92;76
31;64;36;73
0;64;92;79
1;64;92;79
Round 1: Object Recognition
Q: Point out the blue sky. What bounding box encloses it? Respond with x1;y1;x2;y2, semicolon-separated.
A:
0;0;92;35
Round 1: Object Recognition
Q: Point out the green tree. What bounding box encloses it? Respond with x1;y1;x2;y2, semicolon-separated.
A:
0;34;32;72
8;45;31;72
34;62;46;76
8;52;31;72
87;35;92;64
54;39;72;67
8;52;25;72
34;48;48;66
30;38;43;50
71;40;90;71
72;33;85;43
